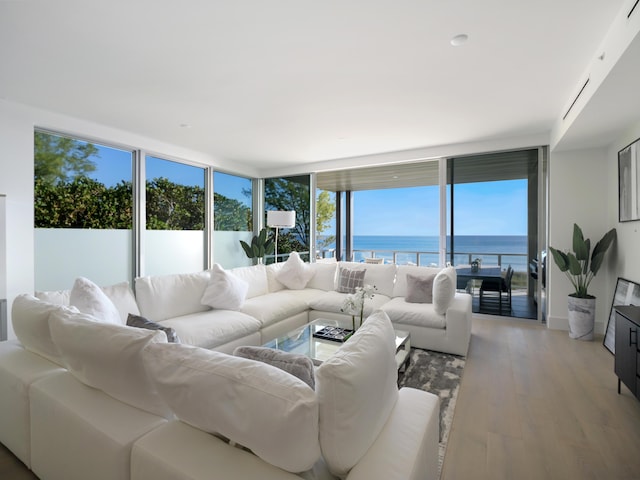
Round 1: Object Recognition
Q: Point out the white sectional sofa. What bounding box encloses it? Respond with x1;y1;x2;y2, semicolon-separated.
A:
129;259;472;356
0;257;471;480
0;298;440;480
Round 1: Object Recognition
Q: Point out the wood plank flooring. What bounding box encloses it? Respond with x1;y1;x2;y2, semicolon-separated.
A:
2;314;640;479
442;314;640;480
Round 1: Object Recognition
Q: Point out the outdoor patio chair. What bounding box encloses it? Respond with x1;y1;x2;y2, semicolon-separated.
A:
479;265;514;312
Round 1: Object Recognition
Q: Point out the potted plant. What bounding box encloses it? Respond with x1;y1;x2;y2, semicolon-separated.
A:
239;228;274;264
549;223;616;340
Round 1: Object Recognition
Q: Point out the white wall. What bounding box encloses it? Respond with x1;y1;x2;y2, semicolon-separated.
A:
547;147;614;333
607;120;640;285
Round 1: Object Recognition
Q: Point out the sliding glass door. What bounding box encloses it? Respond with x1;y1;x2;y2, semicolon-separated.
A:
447;149;539;318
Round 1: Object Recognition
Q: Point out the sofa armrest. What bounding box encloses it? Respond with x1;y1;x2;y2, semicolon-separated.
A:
444;293;472;356
346;388;440;480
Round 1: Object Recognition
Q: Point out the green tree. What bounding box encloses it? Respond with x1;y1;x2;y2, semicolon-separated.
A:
34;177;132;228
316;190;336;250
34;131;99;185
264;178;336;256
146;177;204;230
214;192;252;231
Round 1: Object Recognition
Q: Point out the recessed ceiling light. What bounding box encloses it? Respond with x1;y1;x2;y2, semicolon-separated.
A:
179;123;192;128
450;34;468;47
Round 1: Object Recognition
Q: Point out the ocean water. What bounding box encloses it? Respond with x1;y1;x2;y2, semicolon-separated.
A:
319;235;529;271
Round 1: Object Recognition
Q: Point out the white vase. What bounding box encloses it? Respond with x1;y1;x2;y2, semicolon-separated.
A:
567;296;595;341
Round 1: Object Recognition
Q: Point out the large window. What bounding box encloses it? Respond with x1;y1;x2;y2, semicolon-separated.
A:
352;186;440;265
34;131;134;290
264;175;311;262
144;156;206;276
213;172;253;268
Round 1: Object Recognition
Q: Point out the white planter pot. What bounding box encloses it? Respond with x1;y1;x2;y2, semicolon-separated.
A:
567;296;595;341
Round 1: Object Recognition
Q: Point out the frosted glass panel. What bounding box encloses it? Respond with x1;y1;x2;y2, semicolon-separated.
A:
214;231;253;269
35;229;132;291
145;157;205;276
145;230;205;276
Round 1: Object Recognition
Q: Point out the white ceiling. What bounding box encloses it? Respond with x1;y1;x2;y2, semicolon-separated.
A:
0;0;635;172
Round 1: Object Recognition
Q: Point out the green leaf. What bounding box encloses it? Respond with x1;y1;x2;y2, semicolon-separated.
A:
549;247;569;272
572;224;589;261
567;253;582;276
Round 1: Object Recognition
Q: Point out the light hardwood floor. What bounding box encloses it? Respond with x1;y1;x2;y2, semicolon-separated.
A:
442;314;640;480
2;315;640;479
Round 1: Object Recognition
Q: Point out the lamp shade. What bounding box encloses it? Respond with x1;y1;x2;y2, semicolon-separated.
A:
267;210;296;228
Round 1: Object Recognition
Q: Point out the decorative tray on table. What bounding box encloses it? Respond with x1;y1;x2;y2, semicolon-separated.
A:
312;326;354;343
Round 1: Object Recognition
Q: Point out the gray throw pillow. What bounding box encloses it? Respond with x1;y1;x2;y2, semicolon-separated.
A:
126;313;180;343
405;273;436;304
336;267;366;294
233;346;315;390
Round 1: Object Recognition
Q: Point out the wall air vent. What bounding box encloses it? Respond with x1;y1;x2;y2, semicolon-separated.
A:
563;77;590;121
629;0;639;18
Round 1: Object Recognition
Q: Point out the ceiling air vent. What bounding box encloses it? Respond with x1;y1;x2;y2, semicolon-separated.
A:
629;0;639;18
563;77;590;121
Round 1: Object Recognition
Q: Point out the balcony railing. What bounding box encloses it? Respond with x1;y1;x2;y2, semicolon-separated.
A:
317;248;530;289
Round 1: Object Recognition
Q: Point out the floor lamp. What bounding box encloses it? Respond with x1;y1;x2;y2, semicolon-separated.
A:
266;210;296;263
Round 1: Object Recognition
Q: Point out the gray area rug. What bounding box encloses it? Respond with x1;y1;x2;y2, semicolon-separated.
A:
398;348;466;477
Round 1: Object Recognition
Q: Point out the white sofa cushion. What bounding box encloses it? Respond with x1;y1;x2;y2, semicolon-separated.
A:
380;297;446;328
11;294;79;365
30;371;167;480
36;281;140;323
48;309;173;418
229;264;269;299
308;290;391;316
316;310;399;477
336;262;397;297
135;271;210;321
266;262;287;292
307;262;338;291
240;289;324;327
276;252;315;289
158;310;261;349
70;276;122;324
100;281;141;320
393;265;442;297
201;264;249;310
143;343;321;473
433;266;456;315
0;341;66;467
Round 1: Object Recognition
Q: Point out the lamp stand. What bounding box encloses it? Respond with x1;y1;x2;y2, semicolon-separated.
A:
274;226;280;263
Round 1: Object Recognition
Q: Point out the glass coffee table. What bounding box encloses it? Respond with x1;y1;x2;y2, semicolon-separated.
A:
262;318;411;372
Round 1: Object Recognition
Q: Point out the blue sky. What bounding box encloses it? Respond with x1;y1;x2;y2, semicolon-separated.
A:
90;144;528;236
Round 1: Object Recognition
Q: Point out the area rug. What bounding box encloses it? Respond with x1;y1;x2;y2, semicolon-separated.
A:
398;348;466;478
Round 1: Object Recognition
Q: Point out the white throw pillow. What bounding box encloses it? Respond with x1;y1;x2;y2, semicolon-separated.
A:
69;277;122;324
49;309;172;418
143;343;320;473
201;264;249;310
433;266;457;314
11;294;79;365
276;252;315;290
315;310;399;477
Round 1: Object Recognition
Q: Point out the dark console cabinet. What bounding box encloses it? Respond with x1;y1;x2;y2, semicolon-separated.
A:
615;306;640;398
